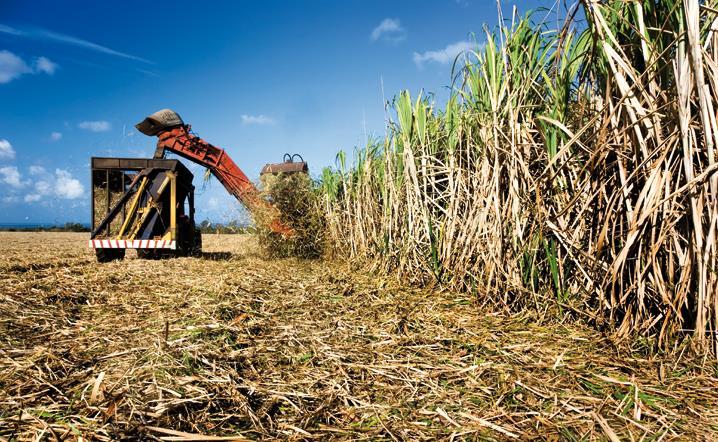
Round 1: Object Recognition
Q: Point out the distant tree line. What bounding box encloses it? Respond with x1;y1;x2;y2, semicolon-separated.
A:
1;221;250;234
198;220;251;234
0;222;90;232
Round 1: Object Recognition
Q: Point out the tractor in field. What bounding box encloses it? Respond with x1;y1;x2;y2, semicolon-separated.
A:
89;109;307;262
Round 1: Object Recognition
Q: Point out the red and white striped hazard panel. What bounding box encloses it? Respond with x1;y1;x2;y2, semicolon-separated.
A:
89;239;176;250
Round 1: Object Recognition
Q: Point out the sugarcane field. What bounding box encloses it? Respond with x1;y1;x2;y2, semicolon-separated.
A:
3;0;718;440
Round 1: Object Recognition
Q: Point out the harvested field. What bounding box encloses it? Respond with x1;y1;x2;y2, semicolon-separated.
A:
1;232;717;441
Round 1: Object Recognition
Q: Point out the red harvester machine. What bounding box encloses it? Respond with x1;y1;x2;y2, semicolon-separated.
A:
89;109;308;262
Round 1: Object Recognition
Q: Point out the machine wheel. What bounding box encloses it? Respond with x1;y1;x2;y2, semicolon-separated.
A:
176;219;202;257
96;248;126;263
190;228;202;256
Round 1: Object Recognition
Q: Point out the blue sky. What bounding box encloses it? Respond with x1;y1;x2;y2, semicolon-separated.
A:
0;0;550;224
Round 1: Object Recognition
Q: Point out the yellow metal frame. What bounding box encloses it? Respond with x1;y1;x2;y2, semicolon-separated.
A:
117;176;149;238
169;171;176;240
115;171;177;241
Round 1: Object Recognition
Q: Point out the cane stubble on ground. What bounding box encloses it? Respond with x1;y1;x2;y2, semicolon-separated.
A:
1;233;717;440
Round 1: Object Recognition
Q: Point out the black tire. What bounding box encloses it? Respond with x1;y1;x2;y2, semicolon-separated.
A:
176;222;201;257
191;228;202;256
96;248;125;263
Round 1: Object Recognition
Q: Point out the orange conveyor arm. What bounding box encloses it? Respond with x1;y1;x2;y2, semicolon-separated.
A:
152;125;293;236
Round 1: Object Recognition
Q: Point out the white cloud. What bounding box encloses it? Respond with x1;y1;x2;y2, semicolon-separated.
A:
24;168;84;203
241;114;275;125
0;166;23;187
413;40;475;68
78;120;111;132
33;179;51;195
35;56;58;75
54;169;83;199
29;165;46;175
0;24;23;36
0;166;84;205
0;23;152;64
370;18;406;43
0;139;15;159
49;132;62;142
0;50;58;84
0;50;32;84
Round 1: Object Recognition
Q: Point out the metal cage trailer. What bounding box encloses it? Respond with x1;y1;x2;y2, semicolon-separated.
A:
89;157;201;262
